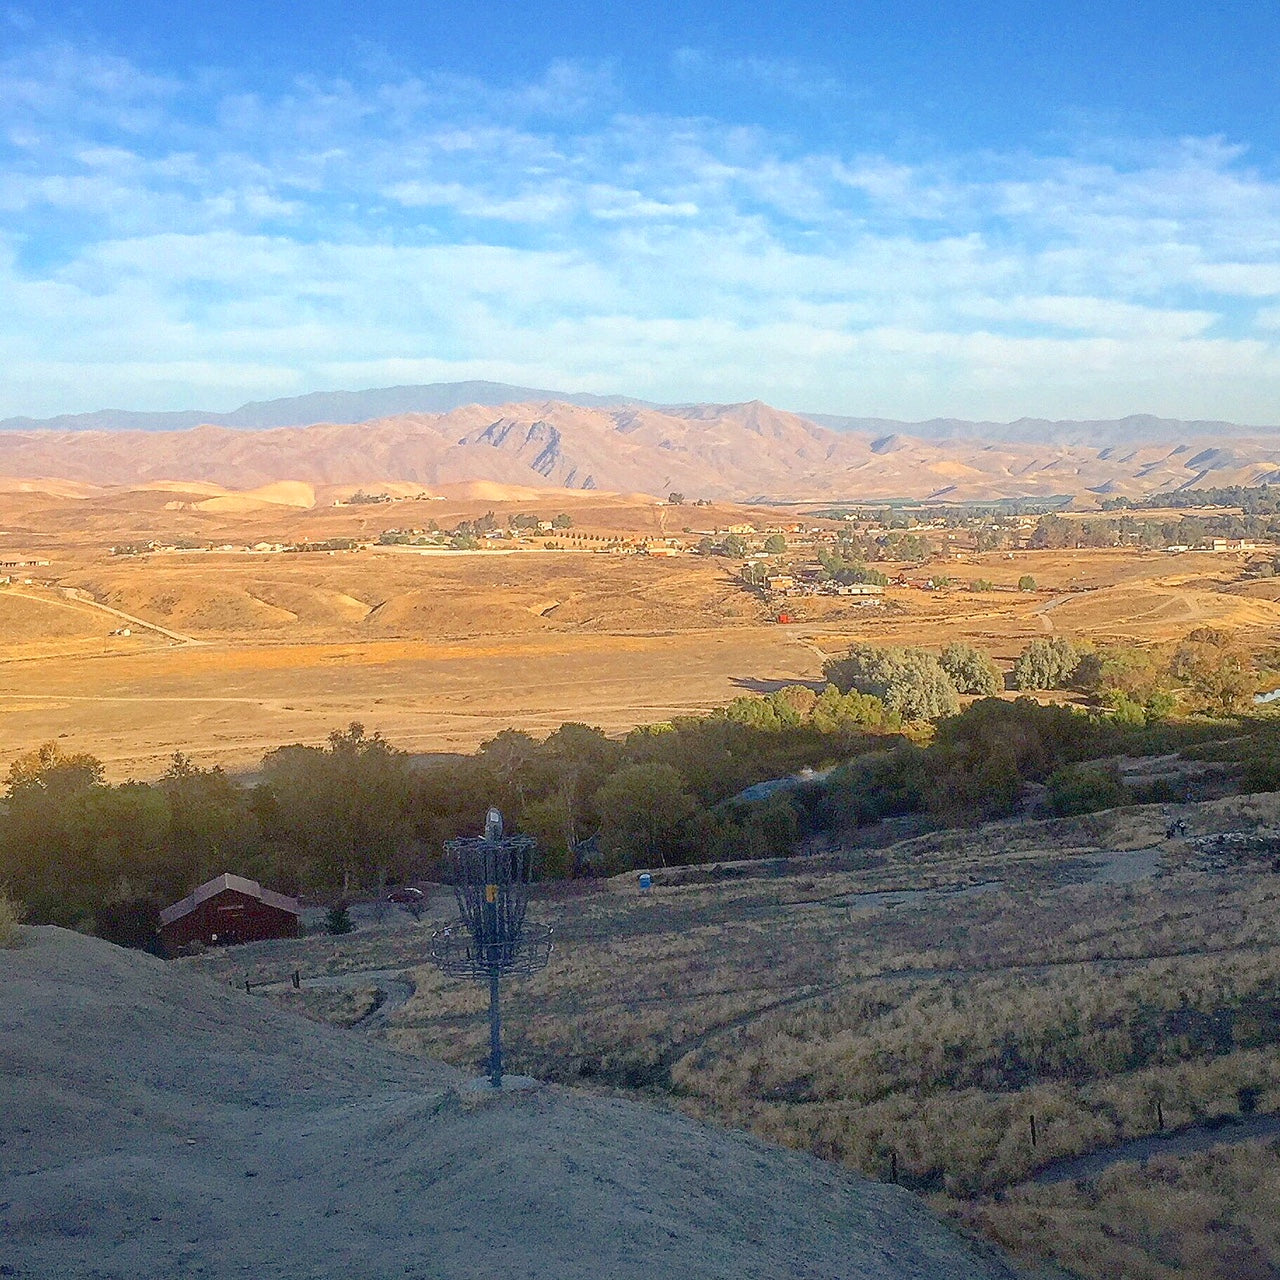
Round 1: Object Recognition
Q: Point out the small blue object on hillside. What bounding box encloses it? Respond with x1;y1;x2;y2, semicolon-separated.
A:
638;872;652;893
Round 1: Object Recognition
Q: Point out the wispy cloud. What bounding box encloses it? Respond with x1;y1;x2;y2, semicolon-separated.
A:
670;47;849;105
1;42;1279;420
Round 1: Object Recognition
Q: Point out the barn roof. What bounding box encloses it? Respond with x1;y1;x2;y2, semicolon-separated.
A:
159;873;301;927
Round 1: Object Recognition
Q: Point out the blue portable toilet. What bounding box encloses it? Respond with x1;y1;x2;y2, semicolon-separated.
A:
638;872;652;894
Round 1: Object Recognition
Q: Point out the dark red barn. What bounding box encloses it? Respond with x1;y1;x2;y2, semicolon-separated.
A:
159;873;301;956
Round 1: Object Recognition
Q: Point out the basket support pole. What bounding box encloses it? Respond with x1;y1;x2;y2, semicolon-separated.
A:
488;967;503;1088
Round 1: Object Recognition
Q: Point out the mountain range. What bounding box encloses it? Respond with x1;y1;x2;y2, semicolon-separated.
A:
5;387;1280;502
5;381;1277;448
0;382;647;434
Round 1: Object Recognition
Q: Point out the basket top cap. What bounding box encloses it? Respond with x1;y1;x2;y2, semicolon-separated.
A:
444;809;537;885
485;807;503;841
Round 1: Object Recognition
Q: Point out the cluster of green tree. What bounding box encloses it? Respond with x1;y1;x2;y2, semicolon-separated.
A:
6;630;1267;950
696;533;750;558
507;512;573;530
822;632;1263;729
286;538;359;553
1103;484;1280;515
817;696;1166;833
1;743;265;946
111;538;214;555
816;548;890;585
345;491;393;505
1008;630;1258;719
829;530;933;563
377;522;443;545
0;688;899;946
822;642;1002;720
811;498;1068;523
453;510;499;535
1029;511;1280;549
447;510;573;537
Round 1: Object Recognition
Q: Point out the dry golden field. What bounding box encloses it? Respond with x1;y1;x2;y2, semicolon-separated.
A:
3;479;1280;777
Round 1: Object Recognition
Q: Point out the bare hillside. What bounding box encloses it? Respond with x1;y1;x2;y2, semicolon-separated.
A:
0;928;1028;1279
5;398;1280;500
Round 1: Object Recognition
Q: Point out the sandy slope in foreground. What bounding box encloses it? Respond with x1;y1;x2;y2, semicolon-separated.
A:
0;928;1028;1280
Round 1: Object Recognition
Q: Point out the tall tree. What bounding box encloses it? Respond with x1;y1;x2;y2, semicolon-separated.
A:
594;763;697;870
260;724;414;892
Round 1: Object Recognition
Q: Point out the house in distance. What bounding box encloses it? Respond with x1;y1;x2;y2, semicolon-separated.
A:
159;873;301;956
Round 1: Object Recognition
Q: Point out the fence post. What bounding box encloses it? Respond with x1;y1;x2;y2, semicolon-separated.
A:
1030;1113;1038;1147
292;969;301;990
889;1151;897;1184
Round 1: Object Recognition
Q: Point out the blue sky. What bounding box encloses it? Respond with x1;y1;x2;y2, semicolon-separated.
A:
4;1;1280;422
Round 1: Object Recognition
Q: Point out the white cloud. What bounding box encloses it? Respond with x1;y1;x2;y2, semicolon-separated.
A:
1;42;1279;420
958;295;1217;339
669;48;847;104
1193;263;1280;297
383;181;571;223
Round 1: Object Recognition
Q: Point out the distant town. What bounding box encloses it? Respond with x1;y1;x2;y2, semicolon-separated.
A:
87;493;1280;629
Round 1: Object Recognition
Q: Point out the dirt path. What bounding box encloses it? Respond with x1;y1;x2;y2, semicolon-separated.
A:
355;976;415;1029
251;967;417;1030
1032;1112;1280;1185
1032;591;1088;632
10;583;202;646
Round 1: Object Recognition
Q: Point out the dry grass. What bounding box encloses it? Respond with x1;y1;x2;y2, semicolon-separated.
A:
957;1142;1280;1280
178;792;1280;1276
7;483;1280;778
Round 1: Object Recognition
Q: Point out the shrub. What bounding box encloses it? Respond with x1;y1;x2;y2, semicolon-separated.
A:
939;643;1004;695
1130;778;1189;805
1011;636;1080;690
1047;763;1129;816
825;744;930;829
1018;575;1037;591
1241;756;1280;794
594;762;698;870
0;892;25;947
823;644;960;722
1173;633;1259;714
1102;692;1148;726
326;902;354;935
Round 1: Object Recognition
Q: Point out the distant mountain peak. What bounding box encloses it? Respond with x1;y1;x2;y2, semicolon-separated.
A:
6;382;1280;503
0;381;654;434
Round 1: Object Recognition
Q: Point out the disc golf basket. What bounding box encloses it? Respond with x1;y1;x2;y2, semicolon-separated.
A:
430;808;553;1087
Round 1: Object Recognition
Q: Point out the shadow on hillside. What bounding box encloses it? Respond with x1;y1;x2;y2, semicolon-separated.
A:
730;676;826;694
